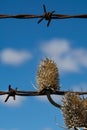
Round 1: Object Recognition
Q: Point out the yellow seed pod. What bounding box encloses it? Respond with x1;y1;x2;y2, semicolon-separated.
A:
36;58;60;92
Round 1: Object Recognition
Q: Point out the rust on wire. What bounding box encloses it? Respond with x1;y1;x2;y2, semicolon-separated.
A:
0;14;42;19
1;84;87;102
0;5;87;26
0;83;86;110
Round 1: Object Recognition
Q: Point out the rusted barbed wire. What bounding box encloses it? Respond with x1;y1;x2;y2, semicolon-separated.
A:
1;85;87;96
1;84;87;104
0;4;87;26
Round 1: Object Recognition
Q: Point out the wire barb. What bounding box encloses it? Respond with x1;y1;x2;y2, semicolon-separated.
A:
5;85;17;102
37;4;55;27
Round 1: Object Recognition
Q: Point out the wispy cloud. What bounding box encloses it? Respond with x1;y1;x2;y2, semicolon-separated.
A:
0;95;26;107
72;83;87;92
40;39;87;73
36;95;48;101
0;48;32;66
36;95;61;103
43;128;52;130
70;83;87;98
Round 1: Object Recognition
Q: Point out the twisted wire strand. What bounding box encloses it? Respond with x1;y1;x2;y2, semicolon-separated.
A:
0;14;42;19
0;4;87;27
0;89;87;96
2;86;87;108
0;14;87;19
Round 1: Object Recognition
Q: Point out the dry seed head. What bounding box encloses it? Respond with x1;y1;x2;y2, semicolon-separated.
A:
36;58;60;92
62;92;84;128
81;98;87;127
82;99;87;108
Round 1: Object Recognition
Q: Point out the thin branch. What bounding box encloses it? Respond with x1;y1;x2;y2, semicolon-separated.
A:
46;90;61;109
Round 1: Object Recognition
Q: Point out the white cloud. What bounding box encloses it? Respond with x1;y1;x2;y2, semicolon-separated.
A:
44;128;51;130
0;95;26;107
71;83;87;98
36;95;48;101
36;95;61;104
0;48;32;66
72;83;87;92
41;39;87;73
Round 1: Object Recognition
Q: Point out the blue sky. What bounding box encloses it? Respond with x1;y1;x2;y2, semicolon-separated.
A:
0;0;87;130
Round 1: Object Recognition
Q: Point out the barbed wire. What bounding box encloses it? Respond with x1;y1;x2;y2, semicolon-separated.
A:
0;4;87;109
1;84;87;104
0;5;87;26
0;5;87;130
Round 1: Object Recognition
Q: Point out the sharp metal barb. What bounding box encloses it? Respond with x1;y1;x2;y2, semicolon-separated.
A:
4;85;17;102
38;17;44;24
47;19;51;27
5;95;10;102
43;4;47;13
37;5;56;26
